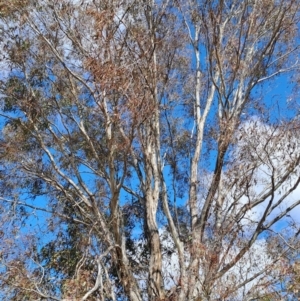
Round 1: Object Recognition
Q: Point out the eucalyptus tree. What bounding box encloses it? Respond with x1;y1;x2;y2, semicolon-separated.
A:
0;0;300;300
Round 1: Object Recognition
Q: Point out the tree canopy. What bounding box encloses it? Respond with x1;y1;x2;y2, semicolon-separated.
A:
0;0;300;300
